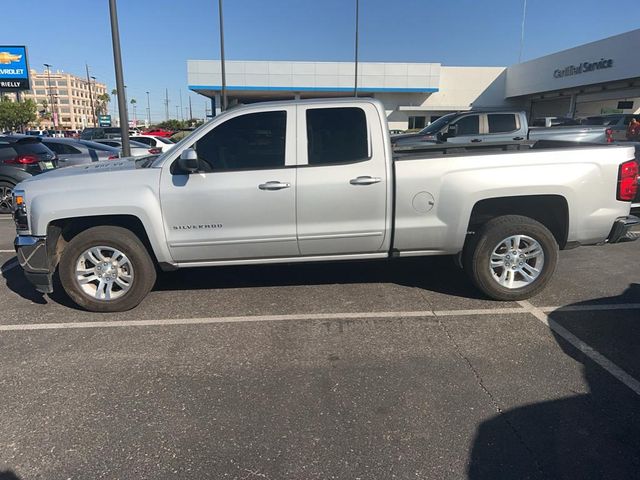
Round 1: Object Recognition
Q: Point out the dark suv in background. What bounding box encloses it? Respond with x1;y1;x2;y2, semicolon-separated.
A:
80;127;123;140
0;136;58;214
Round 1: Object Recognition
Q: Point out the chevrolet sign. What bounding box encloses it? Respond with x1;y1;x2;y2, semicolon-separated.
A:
0;46;30;91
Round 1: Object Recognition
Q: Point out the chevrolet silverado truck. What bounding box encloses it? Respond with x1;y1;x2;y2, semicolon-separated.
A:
391;110;613;148
12;98;640;312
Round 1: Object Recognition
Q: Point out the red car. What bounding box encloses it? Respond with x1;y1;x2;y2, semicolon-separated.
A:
143;128;173;138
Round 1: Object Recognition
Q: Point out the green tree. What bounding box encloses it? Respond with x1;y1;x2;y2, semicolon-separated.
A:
0;96;37;131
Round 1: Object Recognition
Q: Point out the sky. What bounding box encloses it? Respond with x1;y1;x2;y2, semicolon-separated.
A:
3;0;639;123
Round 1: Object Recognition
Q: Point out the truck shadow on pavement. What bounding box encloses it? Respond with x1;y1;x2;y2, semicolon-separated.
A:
152;256;486;299
0;471;20;480
2;255;487;308
468;284;640;479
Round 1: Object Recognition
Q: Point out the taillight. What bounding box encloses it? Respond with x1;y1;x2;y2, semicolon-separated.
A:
5;154;39;165
148;148;161;154
617;160;639;201
606;128;614;143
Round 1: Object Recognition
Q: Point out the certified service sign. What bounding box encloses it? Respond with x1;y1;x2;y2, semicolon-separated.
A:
0;46;30;91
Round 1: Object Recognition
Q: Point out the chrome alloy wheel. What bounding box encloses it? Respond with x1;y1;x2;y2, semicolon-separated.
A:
489;235;544;289
75;246;134;300
0;185;12;214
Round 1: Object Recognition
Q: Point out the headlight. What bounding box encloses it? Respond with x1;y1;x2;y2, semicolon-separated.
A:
12;190;29;232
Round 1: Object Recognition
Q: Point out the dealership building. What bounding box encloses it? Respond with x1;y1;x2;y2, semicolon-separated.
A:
188;28;640;130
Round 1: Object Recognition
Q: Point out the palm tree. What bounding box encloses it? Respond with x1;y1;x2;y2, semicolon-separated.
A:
95;93;111;116
111;89;117;117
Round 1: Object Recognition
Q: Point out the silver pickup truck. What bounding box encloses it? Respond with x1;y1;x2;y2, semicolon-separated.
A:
391;110;613;148
12;98;640;312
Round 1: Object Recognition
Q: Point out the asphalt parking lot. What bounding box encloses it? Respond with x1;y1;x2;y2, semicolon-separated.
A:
0;215;639;479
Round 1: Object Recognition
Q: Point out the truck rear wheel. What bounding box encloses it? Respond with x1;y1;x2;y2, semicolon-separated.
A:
463;215;558;301
59;226;156;312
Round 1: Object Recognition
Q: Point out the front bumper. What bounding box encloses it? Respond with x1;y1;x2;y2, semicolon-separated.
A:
14;235;54;293
607;215;640;244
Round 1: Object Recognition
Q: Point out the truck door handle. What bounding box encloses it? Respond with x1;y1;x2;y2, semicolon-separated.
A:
350;176;382;186
513;136;524;141
258;181;291;191
470;139;482;143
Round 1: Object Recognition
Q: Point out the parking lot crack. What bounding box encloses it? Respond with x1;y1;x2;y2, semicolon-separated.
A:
434;314;549;479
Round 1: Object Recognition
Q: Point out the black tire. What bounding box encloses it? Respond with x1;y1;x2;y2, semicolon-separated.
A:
462;215;558;301
59;226;156;312
0;180;15;215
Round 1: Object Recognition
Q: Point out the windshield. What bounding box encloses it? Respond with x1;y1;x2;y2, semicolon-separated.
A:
417;113;458;135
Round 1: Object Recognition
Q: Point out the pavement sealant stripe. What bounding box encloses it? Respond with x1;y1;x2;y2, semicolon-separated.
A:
518;300;640;397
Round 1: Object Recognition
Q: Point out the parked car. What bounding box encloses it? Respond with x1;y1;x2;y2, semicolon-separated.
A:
391;111;613;148
92;138;162;157
581;114;640;142
63;130;81;138
80;127;123;140
0;135;57;214
24;129;49;137
143;128;173;138
41;138;120;167
130;135;176;152
531;117;580;127
11;98;638;311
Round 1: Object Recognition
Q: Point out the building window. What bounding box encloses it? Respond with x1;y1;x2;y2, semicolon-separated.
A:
34;80;45;87
618;101;634;110
35;89;46;95
408;116;426;130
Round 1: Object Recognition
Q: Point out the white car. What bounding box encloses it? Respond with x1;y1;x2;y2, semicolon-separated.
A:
130;135;176;152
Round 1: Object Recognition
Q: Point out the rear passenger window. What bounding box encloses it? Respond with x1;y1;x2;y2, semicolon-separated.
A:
488;114;518;133
454;115;479;135
306;107;368;165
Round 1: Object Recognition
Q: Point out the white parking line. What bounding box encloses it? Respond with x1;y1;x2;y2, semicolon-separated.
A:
518;301;640;397
0;249;15;253
0;298;639;397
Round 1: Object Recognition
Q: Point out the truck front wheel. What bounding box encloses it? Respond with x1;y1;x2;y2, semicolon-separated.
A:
463;215;558;301
59;226;157;312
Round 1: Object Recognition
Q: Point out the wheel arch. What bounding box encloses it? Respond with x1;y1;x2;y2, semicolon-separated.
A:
47;214;160;271
466;194;569;249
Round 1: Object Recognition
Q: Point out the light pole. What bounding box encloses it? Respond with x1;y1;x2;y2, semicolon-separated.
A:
108;0;131;156
353;0;359;97
86;64;96;127
91;76;98;126
43;63;56;128
218;0;227;111
145;91;150;126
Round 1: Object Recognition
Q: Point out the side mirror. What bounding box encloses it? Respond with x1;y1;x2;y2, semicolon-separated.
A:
178;148;199;173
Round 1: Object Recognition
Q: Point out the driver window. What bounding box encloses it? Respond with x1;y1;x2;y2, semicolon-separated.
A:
454;115;479;136
193;111;286;172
